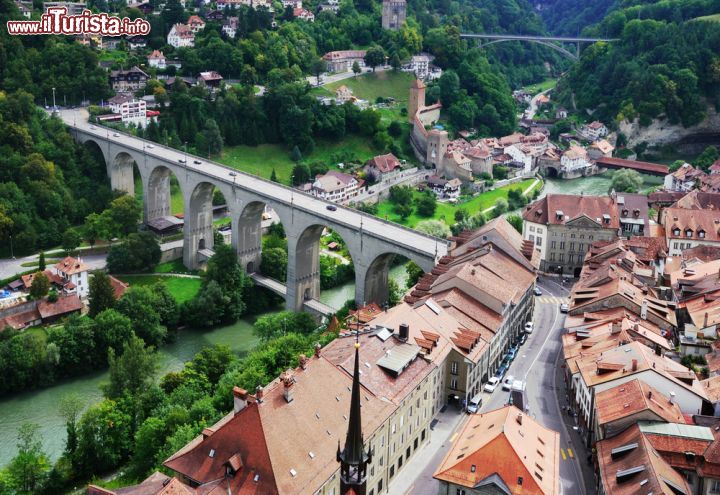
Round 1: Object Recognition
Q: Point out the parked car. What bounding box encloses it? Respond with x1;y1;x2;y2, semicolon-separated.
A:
484;377;500;393
502;375;515;391
326;205;337;211
560;303;569;313
520;333;528;345
524;321;534;334
534;286;542;296
466;394;483;414
508;348;517;361
496;365;508;378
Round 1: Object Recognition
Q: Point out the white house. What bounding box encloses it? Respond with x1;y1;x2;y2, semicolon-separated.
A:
663;163;706;193
53;256;90;298
292;7;314;20
108;94;149;128
147;50;166;69
409;54;432;79
167;23;194;48
561;145;592;171
580;121;609;141
222;17;238;38
504;144;533;173
310;171;361;203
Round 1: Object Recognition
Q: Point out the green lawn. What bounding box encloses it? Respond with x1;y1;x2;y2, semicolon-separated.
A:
694;13;720;22
217;135;377;184
324;71;414;104
117;275;202;304
521;78;558;95
155;259;198;275
376;179;539;227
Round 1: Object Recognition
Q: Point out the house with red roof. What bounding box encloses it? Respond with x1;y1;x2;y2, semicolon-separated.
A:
365;153;402;182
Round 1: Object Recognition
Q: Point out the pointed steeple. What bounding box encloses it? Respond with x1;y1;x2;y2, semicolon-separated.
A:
337;333;372;495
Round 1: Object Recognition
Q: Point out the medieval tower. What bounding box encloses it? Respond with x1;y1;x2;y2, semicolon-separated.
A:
407;78;425;123
381;0;406;30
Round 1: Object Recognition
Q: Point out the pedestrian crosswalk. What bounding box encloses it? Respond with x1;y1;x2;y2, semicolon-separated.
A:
536;296;570;305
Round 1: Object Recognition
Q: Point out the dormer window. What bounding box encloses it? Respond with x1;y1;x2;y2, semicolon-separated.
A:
685;229;693;238
699;230;706;238
673;228;680;236
622;209;628;216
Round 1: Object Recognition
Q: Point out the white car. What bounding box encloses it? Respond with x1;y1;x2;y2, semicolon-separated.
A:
147;144;154;149
112;132;120;137
560;303;569;313
502;375;515;391
524;321;534;334
484;376;500;393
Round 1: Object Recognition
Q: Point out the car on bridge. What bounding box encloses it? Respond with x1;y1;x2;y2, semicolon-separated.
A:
193;160;202;165
326;205;337;211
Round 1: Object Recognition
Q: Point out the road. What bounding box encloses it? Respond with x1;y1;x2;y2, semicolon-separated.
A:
308;65;390;87
525;87;553;120
391;277;595;495
57;108;447;264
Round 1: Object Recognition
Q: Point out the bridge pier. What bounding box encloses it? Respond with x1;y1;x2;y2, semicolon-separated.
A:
144;165;173;224
286;225;323;311
183;182;215;270
109;152;136;195
234;201;264;274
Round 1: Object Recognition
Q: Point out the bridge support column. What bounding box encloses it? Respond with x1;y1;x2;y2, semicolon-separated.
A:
183;182;215;270
286;226;323;312
355;253;395;308
234;202;264;274
109;153;135;196
144;166;172;224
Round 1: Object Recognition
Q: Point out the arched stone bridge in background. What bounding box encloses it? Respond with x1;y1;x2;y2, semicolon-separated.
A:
459;33;618;61
58;110;448;314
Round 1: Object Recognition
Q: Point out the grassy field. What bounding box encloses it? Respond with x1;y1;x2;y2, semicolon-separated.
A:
155;259;198;275
376;179;539;227
694;13;720;22
522;78;558;95
117;275;202;304
324;71;414;103
217;135;376;184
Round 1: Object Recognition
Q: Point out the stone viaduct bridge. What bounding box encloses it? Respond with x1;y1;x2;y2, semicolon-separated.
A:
58;110;448;313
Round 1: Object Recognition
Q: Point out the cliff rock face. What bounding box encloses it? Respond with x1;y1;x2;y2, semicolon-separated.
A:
619;105;720;152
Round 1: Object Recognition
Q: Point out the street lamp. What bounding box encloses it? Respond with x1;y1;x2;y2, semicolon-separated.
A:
52;87;57;113
9;235;14;259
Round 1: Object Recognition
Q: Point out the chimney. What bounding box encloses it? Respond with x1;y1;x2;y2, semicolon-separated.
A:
299;354;309;370
641;300;648;320
648;390;652;400
255;385;264;403
631;359;638;371
516;413;523;425
314;342;321;358
281;370;295;403
611;322;621;334
705;312;709;328
233;386;248;414
399;323;409;342
669;391;676;404
202;427;214;439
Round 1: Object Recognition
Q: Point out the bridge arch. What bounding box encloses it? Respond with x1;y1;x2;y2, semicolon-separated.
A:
359;251;435;307
234;200;292;276
481;38;578;60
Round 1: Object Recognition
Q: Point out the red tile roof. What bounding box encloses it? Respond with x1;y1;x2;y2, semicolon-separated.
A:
523;194;620;229
366;153;401;174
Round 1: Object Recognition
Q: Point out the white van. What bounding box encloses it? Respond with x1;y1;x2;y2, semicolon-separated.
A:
467;394;483;414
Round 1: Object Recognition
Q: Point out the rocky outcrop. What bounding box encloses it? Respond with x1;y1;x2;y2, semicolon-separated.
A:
618;105;720;153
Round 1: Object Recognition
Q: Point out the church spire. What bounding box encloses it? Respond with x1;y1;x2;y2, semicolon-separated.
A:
337;333;372;495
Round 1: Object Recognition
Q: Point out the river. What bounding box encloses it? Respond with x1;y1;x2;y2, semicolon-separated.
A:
0;265;410;466
541;172;663;197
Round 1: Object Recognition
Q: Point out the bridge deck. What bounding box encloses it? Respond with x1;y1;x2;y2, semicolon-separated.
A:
57;109;447;262
595;157;669;176
250;273;335;316
460;33;617;43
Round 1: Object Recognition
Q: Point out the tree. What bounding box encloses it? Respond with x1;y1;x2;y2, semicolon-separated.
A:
415;193;437;217
405;261;424;289
82;212;107;248
363;46;386;72
7;423;49;495
62;228;81;254
74;399;133;476
291;163;311;185
388;278;403;306
29;271;50;299
254;311;316;341
290;145;303;163
609;169;643;194
59;393;83;460
38;252;46;272
352;61;361;76
115;287;166;346
202;119;223;157
388;121;403;138
103;336;157;399
390;53;401;70
93;309;134;363
88;271;116;317
270;169;279;182
109;194;142;237
415;220;451;238
311;58;327;86
507;214;524;233
260;247;288;282
493;198;509;216
106;232;161;273
395;203;412;220
694;146;719;172
388;185;413;204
